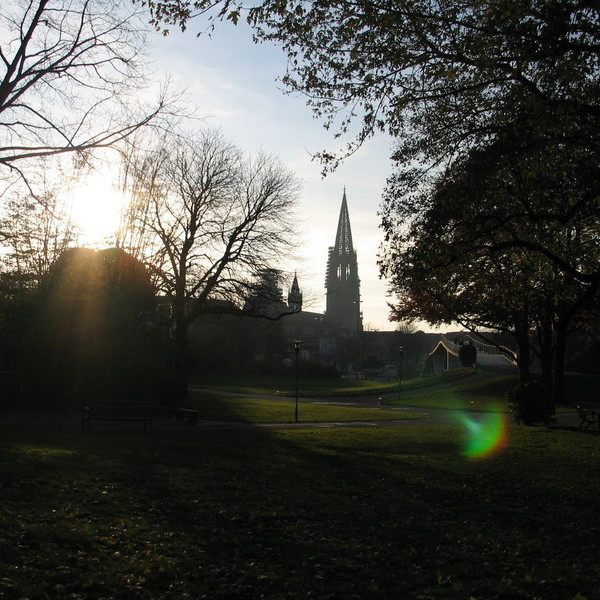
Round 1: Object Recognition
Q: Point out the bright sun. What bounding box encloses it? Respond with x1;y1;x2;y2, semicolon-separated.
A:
67;169;127;248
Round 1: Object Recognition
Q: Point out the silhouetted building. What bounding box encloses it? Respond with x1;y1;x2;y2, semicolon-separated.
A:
281;190;363;372
287;272;303;312
325;189;363;332
189;190;391;375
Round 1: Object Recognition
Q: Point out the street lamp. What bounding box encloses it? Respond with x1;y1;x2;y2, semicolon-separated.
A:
398;346;404;404
294;340;302;422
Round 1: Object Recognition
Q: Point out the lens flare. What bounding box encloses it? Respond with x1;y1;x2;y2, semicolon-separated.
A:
457;405;508;459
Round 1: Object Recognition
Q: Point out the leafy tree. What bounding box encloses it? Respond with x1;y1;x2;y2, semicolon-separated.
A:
385;226;539;382
0;271;34;375
358;353;384;379
141;0;600;166
144;0;600;280
507;381;552;425
381;135;600;404
458;343;477;368
144;0;600;395
0;182;78;386
244;268;287;316
119;128;299;380
384;119;600;283
27;247;159;408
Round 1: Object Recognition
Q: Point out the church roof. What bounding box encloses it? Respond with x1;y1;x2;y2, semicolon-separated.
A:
333;188;355;256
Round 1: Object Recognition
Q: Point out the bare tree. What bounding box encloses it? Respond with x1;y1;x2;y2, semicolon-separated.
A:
0;179;78;284
0;0;173;189
395;322;417;335
121;128;300;372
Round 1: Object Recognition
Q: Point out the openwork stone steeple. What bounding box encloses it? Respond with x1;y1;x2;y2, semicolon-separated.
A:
333;188;354;255
325;189;362;332
287;272;303;312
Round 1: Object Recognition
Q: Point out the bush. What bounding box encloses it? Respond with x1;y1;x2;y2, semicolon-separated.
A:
25;248;159;410
421;356;434;375
458;343;477;367
507;381;552;425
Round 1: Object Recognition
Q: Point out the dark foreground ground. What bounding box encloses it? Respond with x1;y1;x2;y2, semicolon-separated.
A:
0;408;598;600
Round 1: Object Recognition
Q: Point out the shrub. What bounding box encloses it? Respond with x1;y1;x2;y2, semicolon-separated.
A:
458;342;477;367
507;380;552;425
26;248;158;409
421;356;434;375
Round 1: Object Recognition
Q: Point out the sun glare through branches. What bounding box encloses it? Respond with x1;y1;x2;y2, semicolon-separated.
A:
66;169;127;249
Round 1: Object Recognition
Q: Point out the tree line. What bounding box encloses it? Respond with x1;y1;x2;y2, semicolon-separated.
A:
0;0;299;408
2;0;599;408
142;0;600;404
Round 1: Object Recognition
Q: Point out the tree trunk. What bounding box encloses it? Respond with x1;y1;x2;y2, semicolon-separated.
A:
536;317;554;405
171;304;191;403
553;322;569;408
515;329;531;384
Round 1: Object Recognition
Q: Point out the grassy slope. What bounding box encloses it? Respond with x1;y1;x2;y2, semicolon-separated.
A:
189;369;600;420
190;368;477;397
391;372;520;411
387;370;600;411
191;373;398;396
0;424;598;600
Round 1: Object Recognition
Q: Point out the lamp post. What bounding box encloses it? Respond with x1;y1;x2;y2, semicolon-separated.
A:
398;346;404;404
294;340;301;422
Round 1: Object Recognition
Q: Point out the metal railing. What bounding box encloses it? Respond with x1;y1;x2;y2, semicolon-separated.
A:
462;335;518;365
434;335;518;366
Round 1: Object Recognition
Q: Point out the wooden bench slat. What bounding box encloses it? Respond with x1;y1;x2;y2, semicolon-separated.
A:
82;402;154;431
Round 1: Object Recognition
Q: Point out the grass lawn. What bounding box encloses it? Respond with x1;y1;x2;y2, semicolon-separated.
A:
187;390;423;422
190;367;477;397
391;373;520;411
190;372;398;396
0;421;598;600
391;370;600;414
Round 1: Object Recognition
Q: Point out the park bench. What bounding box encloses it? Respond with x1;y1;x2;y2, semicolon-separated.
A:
175;407;199;424
153;405;199;424
574;405;599;432
82;401;154;431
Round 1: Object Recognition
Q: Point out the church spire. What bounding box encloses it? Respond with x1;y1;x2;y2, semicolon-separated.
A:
325;189;362;332
333;187;354;256
288;271;303;312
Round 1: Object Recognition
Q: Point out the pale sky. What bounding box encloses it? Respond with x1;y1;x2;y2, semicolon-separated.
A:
70;15;400;331
145;20;400;331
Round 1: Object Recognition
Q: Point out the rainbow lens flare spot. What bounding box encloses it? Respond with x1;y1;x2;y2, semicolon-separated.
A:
458;406;508;459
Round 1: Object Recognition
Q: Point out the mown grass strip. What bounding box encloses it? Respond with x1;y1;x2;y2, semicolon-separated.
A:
191;367;477;397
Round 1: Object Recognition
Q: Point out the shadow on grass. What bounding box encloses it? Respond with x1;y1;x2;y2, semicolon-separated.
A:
188;389;296;423
0;423;598;600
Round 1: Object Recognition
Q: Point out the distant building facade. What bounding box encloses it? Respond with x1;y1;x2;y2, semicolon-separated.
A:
287;273;303;313
281;190;363;372
325;189;363;333
188;189;436;376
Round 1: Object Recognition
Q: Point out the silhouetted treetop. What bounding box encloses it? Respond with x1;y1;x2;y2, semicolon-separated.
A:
141;0;600;169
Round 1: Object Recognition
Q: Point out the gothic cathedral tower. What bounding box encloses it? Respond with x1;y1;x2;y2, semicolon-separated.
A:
325;189;363;332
